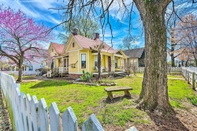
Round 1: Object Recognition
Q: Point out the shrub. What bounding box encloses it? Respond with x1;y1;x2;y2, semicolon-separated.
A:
80;70;93;82
188;96;197;106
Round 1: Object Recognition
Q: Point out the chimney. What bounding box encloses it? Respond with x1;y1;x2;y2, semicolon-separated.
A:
94;33;99;40
72;28;78;35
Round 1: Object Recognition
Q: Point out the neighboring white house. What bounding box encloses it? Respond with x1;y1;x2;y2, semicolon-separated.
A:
2;53;49;76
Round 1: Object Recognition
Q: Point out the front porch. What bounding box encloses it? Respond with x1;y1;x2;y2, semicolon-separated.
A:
47;67;68;77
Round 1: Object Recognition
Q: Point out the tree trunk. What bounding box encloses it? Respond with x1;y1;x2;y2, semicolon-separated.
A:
171;55;175;67
16;57;23;82
134;0;174;114
181;60;184;66
171;46;175;67
17;64;22;82
97;51;101;81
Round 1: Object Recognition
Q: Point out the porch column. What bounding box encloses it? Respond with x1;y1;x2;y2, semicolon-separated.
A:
111;55;115;72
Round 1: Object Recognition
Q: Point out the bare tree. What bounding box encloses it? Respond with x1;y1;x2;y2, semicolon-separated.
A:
122;36;139;50
53;0;197;114
175;14;197;66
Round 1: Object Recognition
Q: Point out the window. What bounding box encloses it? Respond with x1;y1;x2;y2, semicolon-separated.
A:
72;43;75;47
94;56;98;68
81;54;86;68
131;59;137;67
29;66;33;71
115;57;118;68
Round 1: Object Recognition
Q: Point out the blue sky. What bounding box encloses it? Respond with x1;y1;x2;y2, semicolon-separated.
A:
0;0;144;49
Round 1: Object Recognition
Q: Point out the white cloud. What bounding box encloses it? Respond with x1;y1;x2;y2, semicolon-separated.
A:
48;16;62;25
1;0;41;18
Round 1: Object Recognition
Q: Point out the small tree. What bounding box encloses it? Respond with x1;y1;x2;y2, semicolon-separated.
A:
175;14;197;66
122;36;139;50
0;6;52;82
124;64;133;77
90;42;105;82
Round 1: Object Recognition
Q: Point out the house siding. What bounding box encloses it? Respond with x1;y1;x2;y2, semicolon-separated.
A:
67;38;81;51
69;51;79;73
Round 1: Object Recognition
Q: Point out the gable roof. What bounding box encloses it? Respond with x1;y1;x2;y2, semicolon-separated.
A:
123;48;144;58
73;34;118;53
50;42;64;54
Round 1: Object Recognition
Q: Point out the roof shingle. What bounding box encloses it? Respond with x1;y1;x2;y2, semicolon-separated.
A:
123;48;144;58
51;42;64;54
73;35;118;53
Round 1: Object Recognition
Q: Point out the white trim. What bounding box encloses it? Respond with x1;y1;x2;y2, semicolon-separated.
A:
114;54;123;58
80;52;87;69
65;35;83;52
72;35;83;49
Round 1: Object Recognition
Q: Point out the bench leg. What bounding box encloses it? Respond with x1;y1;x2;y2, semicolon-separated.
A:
124;90;131;98
107;91;113;101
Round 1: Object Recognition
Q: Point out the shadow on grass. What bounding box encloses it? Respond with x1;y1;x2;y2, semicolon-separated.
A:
104;95;132;104
30;80;73;89
148;112;189;131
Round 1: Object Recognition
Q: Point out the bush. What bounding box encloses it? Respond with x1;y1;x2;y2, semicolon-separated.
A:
80;70;93;82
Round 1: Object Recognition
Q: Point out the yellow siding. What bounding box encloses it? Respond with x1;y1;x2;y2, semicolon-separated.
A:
118;58;121;67
67;38;81;51
69;51;79;73
49;46;58;57
89;51;95;73
102;55;105;67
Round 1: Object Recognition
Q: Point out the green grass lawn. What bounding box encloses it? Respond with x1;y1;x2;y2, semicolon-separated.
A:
20;74;196;127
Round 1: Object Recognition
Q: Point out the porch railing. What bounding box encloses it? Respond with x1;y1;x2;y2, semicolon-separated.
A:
47;67;68;77
59;67;68;74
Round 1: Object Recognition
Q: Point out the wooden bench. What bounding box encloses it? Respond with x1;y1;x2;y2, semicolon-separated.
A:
104;86;133;101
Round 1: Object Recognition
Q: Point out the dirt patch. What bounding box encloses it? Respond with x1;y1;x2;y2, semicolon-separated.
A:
0;90;12;131
103;104;197;131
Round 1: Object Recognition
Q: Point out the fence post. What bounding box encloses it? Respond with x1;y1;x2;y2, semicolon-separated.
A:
49;102;61;131
82;114;104;131
38;98;49;131
62;106;78;131
26;94;33;131
192;72;195;90
187;71;190;84
31;95;39;131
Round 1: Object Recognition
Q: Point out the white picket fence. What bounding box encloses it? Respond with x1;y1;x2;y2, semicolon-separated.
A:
0;72;104;131
136;67;182;73
182;67;197;91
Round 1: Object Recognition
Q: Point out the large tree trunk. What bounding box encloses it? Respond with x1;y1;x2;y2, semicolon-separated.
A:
134;0;174;114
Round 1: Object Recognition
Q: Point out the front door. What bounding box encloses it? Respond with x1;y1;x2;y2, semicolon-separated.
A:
108;56;111;72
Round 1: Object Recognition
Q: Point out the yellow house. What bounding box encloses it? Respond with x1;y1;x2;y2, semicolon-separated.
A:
48;42;65;68
48;32;128;77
